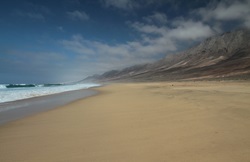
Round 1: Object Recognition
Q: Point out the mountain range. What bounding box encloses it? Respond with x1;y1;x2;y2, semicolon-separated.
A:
83;29;250;82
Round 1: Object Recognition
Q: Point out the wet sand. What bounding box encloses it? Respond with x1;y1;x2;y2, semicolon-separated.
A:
0;81;250;162
0;89;97;125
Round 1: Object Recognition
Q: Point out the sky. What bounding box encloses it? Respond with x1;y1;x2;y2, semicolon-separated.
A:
0;0;250;83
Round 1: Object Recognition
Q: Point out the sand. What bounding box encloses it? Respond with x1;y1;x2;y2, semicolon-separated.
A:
0;89;97;125
0;81;250;162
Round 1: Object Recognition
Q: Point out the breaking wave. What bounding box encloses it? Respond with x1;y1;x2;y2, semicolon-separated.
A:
0;83;100;103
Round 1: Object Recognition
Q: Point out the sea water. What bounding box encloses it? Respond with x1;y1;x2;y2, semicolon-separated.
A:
0;83;100;103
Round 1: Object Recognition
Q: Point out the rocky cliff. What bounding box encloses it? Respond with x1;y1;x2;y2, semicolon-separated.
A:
83;29;250;82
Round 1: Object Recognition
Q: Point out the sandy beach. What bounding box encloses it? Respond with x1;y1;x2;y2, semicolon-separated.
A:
0;81;250;162
0;89;97;125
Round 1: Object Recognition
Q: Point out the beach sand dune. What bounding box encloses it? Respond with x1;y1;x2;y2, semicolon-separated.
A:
0;81;250;162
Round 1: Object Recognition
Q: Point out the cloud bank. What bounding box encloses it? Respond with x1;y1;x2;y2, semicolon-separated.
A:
194;0;250;28
60;11;215;76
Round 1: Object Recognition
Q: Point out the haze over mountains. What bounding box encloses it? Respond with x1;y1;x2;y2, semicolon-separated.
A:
83;29;250;82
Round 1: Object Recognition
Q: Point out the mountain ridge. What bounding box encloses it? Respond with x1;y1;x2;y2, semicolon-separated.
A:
82;29;250;82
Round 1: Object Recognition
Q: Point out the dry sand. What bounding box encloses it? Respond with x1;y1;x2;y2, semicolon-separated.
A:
0;81;250;162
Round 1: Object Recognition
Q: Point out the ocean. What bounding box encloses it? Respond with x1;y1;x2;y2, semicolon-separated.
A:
0;83;100;103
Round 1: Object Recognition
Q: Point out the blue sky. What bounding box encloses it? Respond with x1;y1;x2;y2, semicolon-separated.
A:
0;0;250;83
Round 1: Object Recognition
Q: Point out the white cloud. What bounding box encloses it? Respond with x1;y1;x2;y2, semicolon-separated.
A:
143;12;168;24
195;0;250;28
61;34;175;58
131;19;214;41
245;17;250;27
60;11;215;74
131;22;168;35
59;32;177;74
61;35;95;55
67;10;89;21
169;20;214;40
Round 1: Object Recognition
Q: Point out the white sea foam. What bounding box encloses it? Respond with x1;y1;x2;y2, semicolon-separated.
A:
0;85;6;89
0;83;100;103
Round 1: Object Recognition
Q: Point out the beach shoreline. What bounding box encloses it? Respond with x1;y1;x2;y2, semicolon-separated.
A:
0;81;250;162
0;88;98;125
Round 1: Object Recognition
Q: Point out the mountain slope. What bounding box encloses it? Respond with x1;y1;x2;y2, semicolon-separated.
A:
83;29;250;82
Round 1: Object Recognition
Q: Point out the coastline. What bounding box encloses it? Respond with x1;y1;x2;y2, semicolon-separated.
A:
0;88;98;125
0;81;250;162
